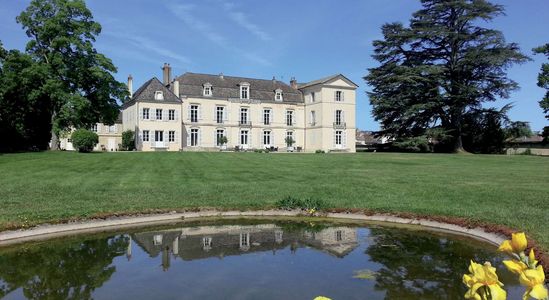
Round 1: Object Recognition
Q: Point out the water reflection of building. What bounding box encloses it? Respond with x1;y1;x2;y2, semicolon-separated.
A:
130;224;358;271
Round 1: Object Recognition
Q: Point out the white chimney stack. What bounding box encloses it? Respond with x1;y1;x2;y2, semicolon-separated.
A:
173;80;180;98
128;74;133;98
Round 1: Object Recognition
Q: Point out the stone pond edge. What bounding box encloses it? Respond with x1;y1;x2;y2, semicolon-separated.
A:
0;210;506;247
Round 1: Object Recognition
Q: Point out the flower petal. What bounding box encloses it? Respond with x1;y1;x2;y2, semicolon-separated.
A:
511;232;527;253
488;284;507;300
529;284;549;300
503;260;528;274
498;240;514;253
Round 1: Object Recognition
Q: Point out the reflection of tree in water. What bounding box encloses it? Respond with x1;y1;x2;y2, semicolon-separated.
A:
0;235;128;299
365;228;508;300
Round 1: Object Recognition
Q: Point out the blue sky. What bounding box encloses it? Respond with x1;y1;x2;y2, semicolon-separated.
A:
1;0;548;131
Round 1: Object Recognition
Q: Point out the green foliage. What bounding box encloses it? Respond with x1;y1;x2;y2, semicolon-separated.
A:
542;126;549;143
505;121;533;139
71;129;98;152
275;196;327;210
15;0;128;149
533;44;549;120
217;135;228;145
461;106;510;154
365;0;529;152
121;130;135;151
285;136;295;147
315;150;326;154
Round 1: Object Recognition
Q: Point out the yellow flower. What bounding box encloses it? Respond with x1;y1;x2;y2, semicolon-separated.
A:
463;261;507;300
519;265;548;300
498;232;528;254
503;260;528;275
313;297;332;300
528;249;539;267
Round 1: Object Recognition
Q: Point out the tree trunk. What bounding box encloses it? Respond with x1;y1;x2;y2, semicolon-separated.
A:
49;112;60;150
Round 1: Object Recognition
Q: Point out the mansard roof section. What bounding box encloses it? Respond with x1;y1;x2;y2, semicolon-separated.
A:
175;72;303;103
124;77;181;107
298;74;359;89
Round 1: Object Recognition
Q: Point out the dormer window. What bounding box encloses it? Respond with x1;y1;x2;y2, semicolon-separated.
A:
275;89;283;101
240;82;250;99
154;91;164;100
203;83;212;97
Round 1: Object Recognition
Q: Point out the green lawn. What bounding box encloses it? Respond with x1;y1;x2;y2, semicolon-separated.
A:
0;152;547;249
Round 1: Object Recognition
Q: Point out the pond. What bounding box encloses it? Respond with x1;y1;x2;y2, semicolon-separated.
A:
0;218;524;299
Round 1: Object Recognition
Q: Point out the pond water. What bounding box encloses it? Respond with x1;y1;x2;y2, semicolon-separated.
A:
0;219;524;300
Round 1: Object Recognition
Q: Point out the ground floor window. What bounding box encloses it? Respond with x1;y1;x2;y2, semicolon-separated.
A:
168;131;175;142
190;129;199;146
335;130;343;146
240;130;249;145
263;130;271;146
142;130;150;142
216;129;225;146
155;130;164;142
286;131;294;147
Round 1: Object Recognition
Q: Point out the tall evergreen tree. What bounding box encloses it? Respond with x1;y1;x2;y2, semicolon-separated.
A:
16;0;128;150
365;0;529;152
533;44;549;141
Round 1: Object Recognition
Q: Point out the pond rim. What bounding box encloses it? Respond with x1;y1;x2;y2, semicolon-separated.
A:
0;210;506;247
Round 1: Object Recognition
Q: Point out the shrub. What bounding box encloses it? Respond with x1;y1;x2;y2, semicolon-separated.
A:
71;129;98;153
285;136;295;147
122;130;135;151
275;196;327;210
315;149;325;154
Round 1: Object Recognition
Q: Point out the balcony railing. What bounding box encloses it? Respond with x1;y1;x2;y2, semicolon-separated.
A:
239;121;252;127
333;122;346;129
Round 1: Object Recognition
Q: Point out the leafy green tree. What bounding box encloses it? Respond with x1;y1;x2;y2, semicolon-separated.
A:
533;44;549;141
71;128;98;152
16;0;128;150
0;49;52;151
461;107;508;154
121;129;135;151
505;121;532;140
365;0;529;152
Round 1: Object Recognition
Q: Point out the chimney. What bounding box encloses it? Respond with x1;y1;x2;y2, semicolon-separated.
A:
162;63;172;85
272;76;276;84
219;72;224;80
290;77;297;89
172;80;180;98
127;74;133;98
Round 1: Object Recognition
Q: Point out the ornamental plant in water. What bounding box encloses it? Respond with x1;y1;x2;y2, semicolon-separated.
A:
463;232;548;300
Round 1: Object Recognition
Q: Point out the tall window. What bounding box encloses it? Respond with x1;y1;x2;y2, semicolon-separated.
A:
190;128;199;146
240;85;249;99
263;130;271;146
143;108;150;120
216;129;225;146
286;131;294;146
335;110;343;125
190;105;199;122
310;111;316;125
156;109;163;121
142;130;150;142
240;130;249;145
240;233;250;249
91;124;98;132
335;230;343;241
335;130;343;146
155;130;163;142
286;110;294;126
263;109;271;125
168;131;175;142
240;108;249;124
311;92;315;102
335;91;343;102
202;237;212;250
216;106;224;124
169;109;175;121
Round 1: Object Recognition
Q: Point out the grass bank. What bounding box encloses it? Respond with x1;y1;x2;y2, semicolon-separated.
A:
0;152;547;248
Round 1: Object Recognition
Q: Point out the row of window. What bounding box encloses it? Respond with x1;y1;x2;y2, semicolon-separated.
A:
141;108;177;121
187;128;295;147
141;130;177;143
202;82;284;101
189;105;296;126
308;90;345;103
91;124;117;133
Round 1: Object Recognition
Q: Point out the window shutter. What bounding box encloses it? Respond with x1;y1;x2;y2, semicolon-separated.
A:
293;112;297;126
224;107;229;121
139;109;143;120
175;110;179;121
343;130;347;148
198;106;202;120
186;129;190;146
138;132;143;142
333;130;337;148
342;110;345;122
175;131;179;143
199;129;202;146
334;91;337;102
214;131;217;146
213;107;217;121
341;91;345;102
187;105;191;120
269;110;273;124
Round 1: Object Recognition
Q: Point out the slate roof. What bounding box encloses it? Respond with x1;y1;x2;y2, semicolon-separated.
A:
174;72;304;103
122;77;181;108
298;74;359;89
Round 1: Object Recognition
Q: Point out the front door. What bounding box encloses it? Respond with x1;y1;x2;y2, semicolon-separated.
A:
108;138;116;151
155;130;164;147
